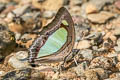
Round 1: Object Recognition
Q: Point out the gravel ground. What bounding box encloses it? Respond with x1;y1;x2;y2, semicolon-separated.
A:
0;0;120;80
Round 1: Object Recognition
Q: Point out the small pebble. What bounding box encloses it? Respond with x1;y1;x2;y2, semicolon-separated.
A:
114;46;120;52
85;3;98;14
73;61;89;76
0;71;5;75
75;40;91;49
79;49;93;60
43;10;55;18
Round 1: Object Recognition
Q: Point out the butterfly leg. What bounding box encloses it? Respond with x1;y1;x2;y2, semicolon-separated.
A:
59;49;80;71
59;52;73;71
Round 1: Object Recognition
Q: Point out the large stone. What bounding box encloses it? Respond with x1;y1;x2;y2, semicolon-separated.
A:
8;51;30;69
87;11;114;23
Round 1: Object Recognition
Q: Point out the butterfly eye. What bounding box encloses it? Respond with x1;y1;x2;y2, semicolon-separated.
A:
62;20;68;26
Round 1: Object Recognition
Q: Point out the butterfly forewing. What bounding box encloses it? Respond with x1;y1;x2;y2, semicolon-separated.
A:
37;28;67;57
28;7;75;63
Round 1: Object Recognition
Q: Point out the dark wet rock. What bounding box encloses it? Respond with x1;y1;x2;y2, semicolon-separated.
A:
89;57;114;70
0;28;16;61
85;68;110;80
87;11;114;23
8;51;30;69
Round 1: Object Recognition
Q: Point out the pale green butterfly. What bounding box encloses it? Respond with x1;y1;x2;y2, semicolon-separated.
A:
28;7;75;65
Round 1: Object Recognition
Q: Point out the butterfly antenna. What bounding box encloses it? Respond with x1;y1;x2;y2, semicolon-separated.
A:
73;40;81;66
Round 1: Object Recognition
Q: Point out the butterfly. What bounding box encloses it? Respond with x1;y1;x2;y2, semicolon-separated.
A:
28;7;75;65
